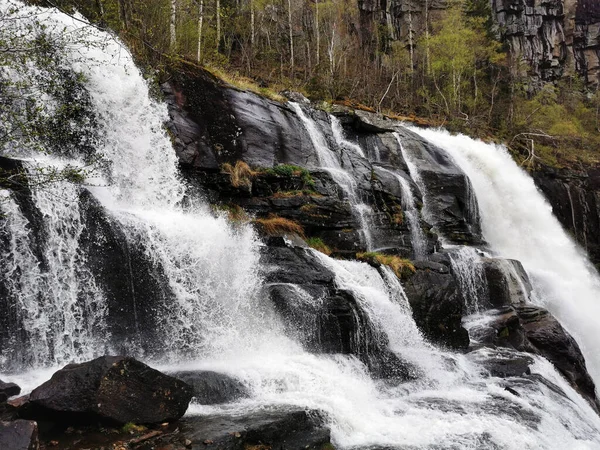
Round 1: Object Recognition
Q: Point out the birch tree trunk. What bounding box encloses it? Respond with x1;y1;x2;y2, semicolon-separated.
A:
216;0;221;52
170;0;177;51
197;0;204;62
288;0;294;75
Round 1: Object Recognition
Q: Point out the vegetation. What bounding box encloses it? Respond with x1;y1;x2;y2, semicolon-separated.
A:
252;214;305;236
221;161;256;188
356;252;416;280
306;237;332;255
212;203;249;223
262;164;315;187
121;422;147;434
18;0;600;170
272;190;321;198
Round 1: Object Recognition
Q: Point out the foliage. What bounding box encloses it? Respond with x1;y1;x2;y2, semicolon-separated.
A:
0;1;107;191
121;422;147;434
306;237;332;255
212;203;249;223
356;252;416;280
262;164;315;187
252;214;305;237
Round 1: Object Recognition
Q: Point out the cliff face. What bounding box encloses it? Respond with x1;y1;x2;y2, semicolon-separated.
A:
357;0;600;86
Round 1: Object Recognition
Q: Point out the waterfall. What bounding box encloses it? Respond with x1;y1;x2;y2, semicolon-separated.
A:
378;166;427;258
409;126;600;388
330;115;366;158
448;246;490;314
290;102;375;250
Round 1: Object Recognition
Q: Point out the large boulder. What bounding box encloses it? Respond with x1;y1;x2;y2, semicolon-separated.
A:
403;257;469;350
0;380;21;403
0;420;38;450
170;371;248;405
25;356;193;425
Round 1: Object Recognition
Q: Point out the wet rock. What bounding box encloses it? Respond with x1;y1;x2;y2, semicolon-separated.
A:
397;130;482;245
516;305;599;410
0;420;38;450
403;266;469;350
139;408;331;450
0;380;21;403
533;165;600;267
25;356;193;425
482;258;532;308
261;245;336;286
169;371;248;405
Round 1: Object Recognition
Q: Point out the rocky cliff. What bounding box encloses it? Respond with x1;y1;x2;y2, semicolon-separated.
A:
357;0;600;85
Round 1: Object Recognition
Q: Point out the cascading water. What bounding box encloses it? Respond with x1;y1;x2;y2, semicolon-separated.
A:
330;115;366;158
290;102;376;250
2;1;600;447
378;166;428;258
409;126;600;389
447;246;490;314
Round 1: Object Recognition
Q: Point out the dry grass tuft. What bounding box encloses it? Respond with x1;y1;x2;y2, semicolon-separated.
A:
253;214;305;237
221;161;257;188
356;252;416;279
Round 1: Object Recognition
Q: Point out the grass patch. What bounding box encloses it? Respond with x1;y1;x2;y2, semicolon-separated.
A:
261;164;315;187
356;252;416;279
253;214;305;237
306;237;332;255
221;161;257;188
205;65;286;103
272;189;321;198
212;203;249;223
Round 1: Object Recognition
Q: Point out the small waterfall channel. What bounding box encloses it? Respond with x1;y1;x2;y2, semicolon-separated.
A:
289;102;376;250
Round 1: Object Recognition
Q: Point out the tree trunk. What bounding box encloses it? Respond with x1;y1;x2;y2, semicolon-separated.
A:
197;0;204;62
315;0;319;64
288;0;294;75
216;0;221;52
250;0;255;47
170;0;177;51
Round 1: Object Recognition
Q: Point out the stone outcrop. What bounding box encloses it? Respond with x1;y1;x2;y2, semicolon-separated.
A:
169;371;249;405
0;380;21;403
355;0;600;86
23;356;193;425
533;165;600;267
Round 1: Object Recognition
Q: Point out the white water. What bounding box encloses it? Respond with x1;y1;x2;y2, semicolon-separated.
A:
330;115;366;158
379;166;427;258
409;127;600;389
448;246;490;314
290;102;376;250
1;2;600;447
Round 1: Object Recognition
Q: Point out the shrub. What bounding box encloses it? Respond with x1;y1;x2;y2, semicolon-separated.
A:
262;164;315;187
221;161;256;188
306;237;332;255
253;214;305;237
356;252;416;279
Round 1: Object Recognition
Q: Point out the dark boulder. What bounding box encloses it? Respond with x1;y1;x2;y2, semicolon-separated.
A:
25;356;193;425
0;380;21;403
170;371;248;405
516;306;599;410
141;408;331;450
0;420;38;450
403;264;469;350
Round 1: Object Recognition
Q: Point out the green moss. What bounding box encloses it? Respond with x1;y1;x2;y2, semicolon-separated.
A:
306;237;332;255
261;164;315;187
121;422;146;434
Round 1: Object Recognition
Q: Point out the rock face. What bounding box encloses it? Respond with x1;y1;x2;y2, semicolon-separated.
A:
0;420;38;450
170;371;248;405
25;356;193;425
533;165;600;268
0;380;21;403
355;0;600;86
